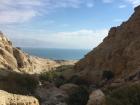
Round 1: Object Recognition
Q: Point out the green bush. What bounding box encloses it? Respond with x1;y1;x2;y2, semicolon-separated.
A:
68;75;89;86
55;65;74;72
39;71;59;82
106;84;140;105
102;70;114;80
15;74;39;94
39;71;67;87
67;86;89;105
53;76;66;87
0;71;39;95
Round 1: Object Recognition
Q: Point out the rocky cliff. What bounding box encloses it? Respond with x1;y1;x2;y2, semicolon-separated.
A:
0;32;18;70
75;6;140;83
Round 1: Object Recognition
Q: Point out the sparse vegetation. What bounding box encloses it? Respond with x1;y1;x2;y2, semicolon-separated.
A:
39;68;89;88
68;75;89;86
0;71;39;95
39;70;59;82
55;65;74;72
39;70;67;87
53;75;66;87
67;85;89;105
106;84;140;105
39;65;74;82
15;73;39;94
39;65;90;105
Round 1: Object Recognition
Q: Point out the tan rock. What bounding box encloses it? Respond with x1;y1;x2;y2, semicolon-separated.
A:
87;90;106;105
0;32;12;46
0;90;39;105
75;5;140;83
0;47;17;70
13;48;31;68
0;32;18;70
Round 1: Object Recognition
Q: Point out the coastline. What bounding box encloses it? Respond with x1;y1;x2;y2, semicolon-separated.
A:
21;47;90;60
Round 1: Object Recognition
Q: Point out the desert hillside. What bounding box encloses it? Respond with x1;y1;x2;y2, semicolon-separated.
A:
75;5;140;83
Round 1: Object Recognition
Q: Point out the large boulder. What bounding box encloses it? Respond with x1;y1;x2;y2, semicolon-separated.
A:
86;90;106;105
0;90;39;105
75;5;140;83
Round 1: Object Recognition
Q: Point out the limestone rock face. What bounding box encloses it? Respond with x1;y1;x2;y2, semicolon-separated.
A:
0;32;18;70
13;48;32;68
75;6;140;83
0;32;30;71
0;90;39;105
86;90;106;105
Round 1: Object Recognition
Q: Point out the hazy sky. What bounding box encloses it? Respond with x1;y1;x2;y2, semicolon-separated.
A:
0;0;139;49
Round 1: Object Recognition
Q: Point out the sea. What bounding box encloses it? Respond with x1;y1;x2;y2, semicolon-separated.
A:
22;48;91;60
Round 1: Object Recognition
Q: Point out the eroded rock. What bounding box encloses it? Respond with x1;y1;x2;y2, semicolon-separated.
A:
0;90;39;105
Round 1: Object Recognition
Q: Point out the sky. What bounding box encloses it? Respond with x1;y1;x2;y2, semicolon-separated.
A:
0;0;139;49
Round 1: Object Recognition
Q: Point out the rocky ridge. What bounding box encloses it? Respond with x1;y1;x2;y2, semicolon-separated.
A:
75;6;140;83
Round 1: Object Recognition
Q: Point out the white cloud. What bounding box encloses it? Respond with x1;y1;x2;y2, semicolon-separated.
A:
0;0;84;24
1;0;139;24
102;0;114;3
7;29;109;49
47;0;83;8
86;3;94;8
0;10;36;24
126;0;140;7
118;4;127;8
0;0;42;24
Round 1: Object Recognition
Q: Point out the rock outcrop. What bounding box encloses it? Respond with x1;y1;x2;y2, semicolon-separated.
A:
0;90;39;105
0;32;18;70
75;6;140;83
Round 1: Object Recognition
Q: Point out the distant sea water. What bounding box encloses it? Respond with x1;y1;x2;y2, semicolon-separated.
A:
22;48;91;60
